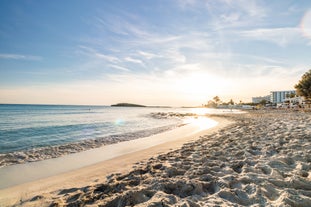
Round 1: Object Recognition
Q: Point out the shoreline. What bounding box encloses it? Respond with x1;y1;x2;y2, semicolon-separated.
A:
0;116;231;206
0;117;217;189
0;123;182;167
2;110;310;206
0;111;218;168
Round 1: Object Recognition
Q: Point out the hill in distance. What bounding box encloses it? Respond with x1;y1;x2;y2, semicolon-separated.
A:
111;103;146;107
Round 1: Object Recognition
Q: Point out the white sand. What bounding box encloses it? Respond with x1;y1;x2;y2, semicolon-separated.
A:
4;111;310;207
0;117;230;206
9;111;310;207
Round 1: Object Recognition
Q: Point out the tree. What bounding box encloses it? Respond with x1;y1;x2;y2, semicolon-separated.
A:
286;92;296;99
213;96;221;105
206;100;217;108
295;69;311;100
228;99;234;105
259;99;267;105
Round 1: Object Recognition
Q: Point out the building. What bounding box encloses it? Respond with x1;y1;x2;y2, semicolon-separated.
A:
270;90;296;104
252;95;270;104
284;96;304;106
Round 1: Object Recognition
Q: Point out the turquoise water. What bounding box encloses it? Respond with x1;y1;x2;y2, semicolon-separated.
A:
0;104;183;153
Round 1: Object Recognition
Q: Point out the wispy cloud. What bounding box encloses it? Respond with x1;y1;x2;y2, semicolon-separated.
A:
86;15;210;71
92;12;181;46
164;49;187;64
226;0;266;18
243;55;283;64
108;64;130;72
0;53;42;60
301;9;311;42
240;27;301;47
94;15;149;38
79;2;309;85
95;53;119;63
77;45;120;63
176;0;197;9
199;52;283;65
124;57;144;66
137;51;161;59
177;0;267;30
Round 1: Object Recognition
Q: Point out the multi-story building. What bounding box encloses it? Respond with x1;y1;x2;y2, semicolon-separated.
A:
270;90;296;103
252;95;271;104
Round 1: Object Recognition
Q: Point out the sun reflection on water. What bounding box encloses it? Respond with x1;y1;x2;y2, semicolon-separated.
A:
184;116;218;130
189;108;210;115
115;119;125;125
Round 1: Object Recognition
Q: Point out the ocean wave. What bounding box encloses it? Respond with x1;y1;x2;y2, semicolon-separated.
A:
147;112;198;119
0;123;183;167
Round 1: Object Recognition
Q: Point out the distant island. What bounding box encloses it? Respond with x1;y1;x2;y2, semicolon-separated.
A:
111;103;146;107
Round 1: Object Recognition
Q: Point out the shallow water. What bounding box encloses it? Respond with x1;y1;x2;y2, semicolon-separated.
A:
0;105;179;153
0;104;239;154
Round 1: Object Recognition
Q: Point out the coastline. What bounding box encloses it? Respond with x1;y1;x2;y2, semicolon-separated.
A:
0;116;230;206
0;124;181;167
1;110;310;206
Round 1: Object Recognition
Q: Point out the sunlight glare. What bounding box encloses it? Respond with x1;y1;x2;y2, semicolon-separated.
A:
115;119;125;125
185;117;218;130
174;73;229;102
190;107;210;115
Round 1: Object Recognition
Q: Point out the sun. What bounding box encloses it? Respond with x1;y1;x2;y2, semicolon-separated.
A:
173;72;229;103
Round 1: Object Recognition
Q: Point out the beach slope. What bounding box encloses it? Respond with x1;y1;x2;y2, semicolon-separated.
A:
1;111;311;206
0;117;230;206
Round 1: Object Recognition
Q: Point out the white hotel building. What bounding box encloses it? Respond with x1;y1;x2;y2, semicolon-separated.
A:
270;90;296;104
252;95;271;104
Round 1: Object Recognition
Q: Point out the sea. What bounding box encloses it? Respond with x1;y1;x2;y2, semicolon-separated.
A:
0;104;234;154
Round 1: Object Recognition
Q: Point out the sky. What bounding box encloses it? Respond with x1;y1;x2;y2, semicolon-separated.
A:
1;0;311;106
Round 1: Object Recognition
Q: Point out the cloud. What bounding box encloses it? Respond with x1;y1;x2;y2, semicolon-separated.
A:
77;45;120;63
94;15;149;38
220;12;241;24
207;0;266;19
84;15;213;73
176;0;197;9
301;9;311;41
0;53;42;60
95;53;119;63
165;49;187;64
93;12;182;46
124;57;144;66
86;8;236;76
239;27;301;47
108;64;130;72
177;0;266;17
228;0;266;18
137;51;160;59
73;1;307;101
176;0;267;30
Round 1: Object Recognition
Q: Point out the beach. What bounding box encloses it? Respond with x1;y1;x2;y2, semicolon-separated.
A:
1;110;311;206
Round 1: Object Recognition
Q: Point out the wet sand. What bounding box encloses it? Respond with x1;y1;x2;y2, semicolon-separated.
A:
0;124;180;168
0;117;217;189
0;117;228;206
1;111;311;206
